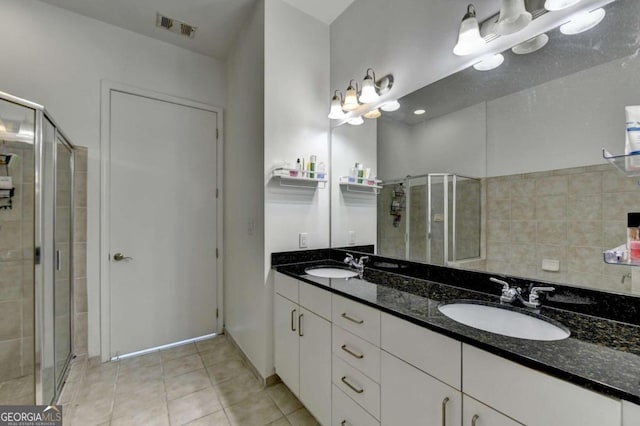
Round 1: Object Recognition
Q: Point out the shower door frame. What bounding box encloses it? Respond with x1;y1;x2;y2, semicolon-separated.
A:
0;90;76;405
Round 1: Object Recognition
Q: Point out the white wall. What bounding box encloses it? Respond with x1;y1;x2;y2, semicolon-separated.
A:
331;120;377;247
224;1;267;376
0;0;226;357
264;0;330;377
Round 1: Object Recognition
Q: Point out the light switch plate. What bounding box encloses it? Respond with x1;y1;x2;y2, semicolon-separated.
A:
299;232;308;248
542;258;560;272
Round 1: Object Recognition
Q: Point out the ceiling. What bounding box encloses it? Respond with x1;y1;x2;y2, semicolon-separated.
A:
38;0;355;59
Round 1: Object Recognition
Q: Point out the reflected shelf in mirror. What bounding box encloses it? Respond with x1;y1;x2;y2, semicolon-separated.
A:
271;167;328;189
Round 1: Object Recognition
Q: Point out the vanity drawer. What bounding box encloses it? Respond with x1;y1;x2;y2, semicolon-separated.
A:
332;294;381;346
332;355;380;420
381;312;461;390
333;324;380;383
332;385;380;426
299;282;331;320
274;272;298;303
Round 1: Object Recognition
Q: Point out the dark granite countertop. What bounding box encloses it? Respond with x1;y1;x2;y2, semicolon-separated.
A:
273;258;640;405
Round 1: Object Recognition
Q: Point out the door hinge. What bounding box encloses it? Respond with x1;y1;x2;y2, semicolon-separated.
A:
216;248;219;258
216;128;219;139
216;308;219;318
216;188;219;199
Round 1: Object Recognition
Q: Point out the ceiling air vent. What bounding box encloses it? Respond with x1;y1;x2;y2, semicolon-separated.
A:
156;13;197;39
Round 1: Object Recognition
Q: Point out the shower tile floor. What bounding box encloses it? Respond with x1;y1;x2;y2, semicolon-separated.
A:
59;335;318;426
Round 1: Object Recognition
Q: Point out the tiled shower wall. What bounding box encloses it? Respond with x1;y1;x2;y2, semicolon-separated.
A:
73;147;88;355
0;142;34;383
485;164;639;293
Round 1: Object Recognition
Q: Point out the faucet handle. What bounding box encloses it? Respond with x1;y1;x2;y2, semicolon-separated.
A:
344;253;354;264
358;256;369;264
490;277;510;291
528;286;555;305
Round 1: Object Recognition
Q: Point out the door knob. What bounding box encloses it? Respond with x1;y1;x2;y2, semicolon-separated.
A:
113;252;133;261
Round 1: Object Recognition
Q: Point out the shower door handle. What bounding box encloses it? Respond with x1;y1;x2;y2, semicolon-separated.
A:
56;250;61;271
113;252;133;262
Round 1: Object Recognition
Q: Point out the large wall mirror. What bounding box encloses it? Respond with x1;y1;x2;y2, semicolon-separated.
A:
331;0;640;296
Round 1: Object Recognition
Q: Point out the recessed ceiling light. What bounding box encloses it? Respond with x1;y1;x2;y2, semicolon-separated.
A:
473;53;505;71
512;33;549;55
560;8;605;35
413;109;426;115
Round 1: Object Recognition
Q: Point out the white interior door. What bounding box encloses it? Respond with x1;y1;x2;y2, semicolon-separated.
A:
108;90;218;357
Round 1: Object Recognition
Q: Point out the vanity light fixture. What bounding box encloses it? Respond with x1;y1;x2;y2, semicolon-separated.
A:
560;8;605;35
328;90;346;119
363;108;382;119
495;0;532;35
413;109;426;115
473;53;505;71
453;4;486;56
348;115;364;125
545;0;581;11
512;33;549;54
380;100;401;112
342;80;360;112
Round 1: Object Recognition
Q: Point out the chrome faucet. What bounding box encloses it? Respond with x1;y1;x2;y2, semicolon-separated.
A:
344;253;369;273
490;277;554;309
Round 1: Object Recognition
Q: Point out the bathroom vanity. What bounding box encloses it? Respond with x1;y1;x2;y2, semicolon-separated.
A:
272;249;640;426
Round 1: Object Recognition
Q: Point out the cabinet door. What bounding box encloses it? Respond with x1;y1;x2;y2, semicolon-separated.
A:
299;307;331;426
623;400;640;426
381;351;461;426
463;395;523;426
274;294;299;396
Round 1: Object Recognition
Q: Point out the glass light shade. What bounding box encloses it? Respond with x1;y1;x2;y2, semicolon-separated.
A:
560;8;605;35
343;85;360;112
473;53;505;71
496;0;532;35
380;100;401;112
545;0;581;11
348;116;364;125
363;108;382;119
512;33;549;55
453;14;485;56
359;76;379;104
328;95;346;119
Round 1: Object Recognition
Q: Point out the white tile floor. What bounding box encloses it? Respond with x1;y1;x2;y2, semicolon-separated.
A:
59;335;319;426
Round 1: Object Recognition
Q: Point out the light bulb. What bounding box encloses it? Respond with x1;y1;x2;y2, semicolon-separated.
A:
545;0;581;11
380;100;401;112
363;108;382;119
560;8;605;35
348;116;364;125
453;5;485;56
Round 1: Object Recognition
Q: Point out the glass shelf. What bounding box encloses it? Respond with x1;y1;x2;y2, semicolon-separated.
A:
339;176;382;194
602;149;640;177
271;168;328;189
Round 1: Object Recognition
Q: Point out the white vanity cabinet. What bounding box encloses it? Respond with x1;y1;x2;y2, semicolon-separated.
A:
274;273;331;425
622;400;640;425
462;396;523;426
463;344;621;426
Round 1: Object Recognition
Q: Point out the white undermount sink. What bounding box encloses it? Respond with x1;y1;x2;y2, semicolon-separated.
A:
305;266;359;279
438;302;570;341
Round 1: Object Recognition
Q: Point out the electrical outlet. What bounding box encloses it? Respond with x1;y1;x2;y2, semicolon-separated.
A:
348;230;357;245
542;259;560;272
299;232;309;248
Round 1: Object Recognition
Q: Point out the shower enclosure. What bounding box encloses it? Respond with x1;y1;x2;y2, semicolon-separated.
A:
0;91;75;405
378;173;481;265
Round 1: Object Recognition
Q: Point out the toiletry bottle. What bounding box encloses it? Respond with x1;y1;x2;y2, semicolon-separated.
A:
357;163;364;184
295;158;302;177
317;162;325;180
309;155;316;179
628;212;640;262
349;163;359;183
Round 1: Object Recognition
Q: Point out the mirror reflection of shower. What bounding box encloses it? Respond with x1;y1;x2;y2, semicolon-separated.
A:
378;173;481;266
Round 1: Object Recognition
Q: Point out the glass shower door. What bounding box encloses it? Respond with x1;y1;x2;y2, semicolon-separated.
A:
54;137;72;394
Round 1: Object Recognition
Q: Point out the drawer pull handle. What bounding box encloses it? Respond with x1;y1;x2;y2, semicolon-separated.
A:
341;376;364;394
442;397;449;426
341;344;364;359
291;309;297;332
341;422;347;426
341;312;364;324
471;414;479;426
298;313;304;337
